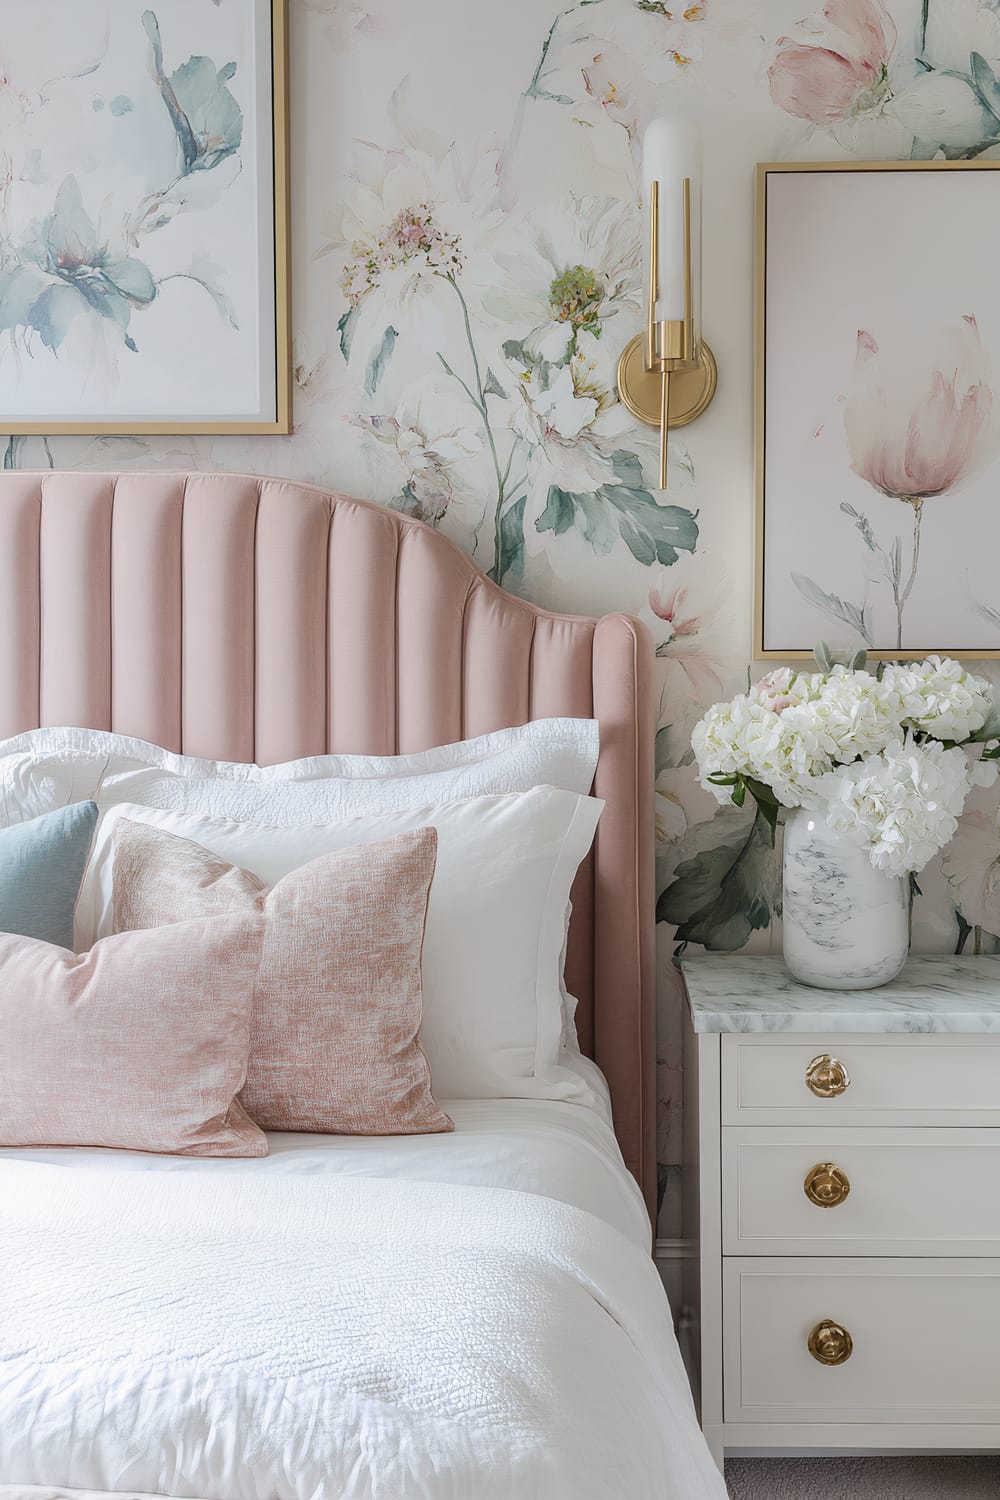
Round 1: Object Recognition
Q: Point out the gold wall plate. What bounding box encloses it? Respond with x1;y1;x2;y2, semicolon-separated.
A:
616;335;718;429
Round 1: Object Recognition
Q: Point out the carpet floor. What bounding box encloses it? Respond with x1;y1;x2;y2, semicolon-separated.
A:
725;1456;1000;1498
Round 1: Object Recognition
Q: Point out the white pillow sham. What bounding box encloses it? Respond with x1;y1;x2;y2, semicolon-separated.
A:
76;788;604;1107
0;719;598;827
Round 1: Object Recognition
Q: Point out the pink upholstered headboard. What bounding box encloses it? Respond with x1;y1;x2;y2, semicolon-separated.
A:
0;471;656;1213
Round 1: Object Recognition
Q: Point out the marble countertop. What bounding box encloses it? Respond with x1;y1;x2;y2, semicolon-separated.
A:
681;954;1000;1034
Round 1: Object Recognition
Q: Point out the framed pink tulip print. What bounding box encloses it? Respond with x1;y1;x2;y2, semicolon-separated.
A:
755;160;1000;660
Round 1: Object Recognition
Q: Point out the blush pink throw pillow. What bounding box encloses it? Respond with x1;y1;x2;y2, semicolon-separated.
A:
110;820;452;1136
0;914;267;1156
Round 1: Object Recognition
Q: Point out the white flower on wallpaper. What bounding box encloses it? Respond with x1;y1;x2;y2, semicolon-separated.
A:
941;779;1000;935
352;379;485;526
514;0;704;156
646;571;726;850
511;331;628;486
329;136;501;345
483;194;642;363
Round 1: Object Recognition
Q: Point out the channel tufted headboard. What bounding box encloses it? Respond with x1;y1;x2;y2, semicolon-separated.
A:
0;471;656;1214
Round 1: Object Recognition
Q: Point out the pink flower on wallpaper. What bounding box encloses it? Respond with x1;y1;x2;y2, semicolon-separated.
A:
649;582;699;638
842;316;998;646
768;0;896;125
647;580;723;706
844;317;995;502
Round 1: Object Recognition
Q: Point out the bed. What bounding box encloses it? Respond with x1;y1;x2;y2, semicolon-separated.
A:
0;472;725;1499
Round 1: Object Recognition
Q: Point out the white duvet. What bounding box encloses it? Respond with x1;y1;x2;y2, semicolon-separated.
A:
0;1102;725;1500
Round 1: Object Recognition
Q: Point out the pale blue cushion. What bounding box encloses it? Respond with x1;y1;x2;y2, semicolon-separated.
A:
0;802;99;949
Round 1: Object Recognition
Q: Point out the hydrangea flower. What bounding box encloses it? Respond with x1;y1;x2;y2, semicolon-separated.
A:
691;697;830;810
783;666;908;764
881;655;993;742
822;735;997;878
691;654;998;873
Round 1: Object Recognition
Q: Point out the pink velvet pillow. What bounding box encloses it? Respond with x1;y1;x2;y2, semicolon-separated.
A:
110;820;452;1136
0;915;266;1156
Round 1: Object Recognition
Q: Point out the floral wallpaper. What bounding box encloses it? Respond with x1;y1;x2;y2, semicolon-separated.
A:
6;0;1000;1235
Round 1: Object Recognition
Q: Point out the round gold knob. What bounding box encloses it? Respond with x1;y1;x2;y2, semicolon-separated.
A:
804;1162;851;1208
805;1054;850;1098
808;1319;853;1366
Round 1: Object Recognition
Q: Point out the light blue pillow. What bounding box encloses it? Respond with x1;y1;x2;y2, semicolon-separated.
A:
0;801;99;950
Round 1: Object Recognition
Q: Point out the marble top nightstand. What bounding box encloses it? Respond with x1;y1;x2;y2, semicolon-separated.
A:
681;954;1000;1035
679;953;1000;1468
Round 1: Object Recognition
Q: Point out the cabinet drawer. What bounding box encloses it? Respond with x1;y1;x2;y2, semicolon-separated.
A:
723;1128;1000;1255
722;1034;1000;1125
724;1257;1000;1424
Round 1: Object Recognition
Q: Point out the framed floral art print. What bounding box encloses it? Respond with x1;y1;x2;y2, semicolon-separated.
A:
755;159;1000;660
0;0;290;435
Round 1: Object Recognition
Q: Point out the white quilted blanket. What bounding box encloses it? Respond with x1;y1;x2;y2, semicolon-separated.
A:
0;1162;725;1500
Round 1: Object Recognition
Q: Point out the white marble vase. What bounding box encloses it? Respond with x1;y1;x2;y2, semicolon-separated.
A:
781;808;910;990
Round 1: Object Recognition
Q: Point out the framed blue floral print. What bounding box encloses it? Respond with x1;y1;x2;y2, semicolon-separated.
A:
0;0;290;434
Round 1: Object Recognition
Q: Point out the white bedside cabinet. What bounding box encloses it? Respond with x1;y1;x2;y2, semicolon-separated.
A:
681;955;1000;1469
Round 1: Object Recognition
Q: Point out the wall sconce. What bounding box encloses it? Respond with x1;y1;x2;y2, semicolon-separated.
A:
617;117;717;489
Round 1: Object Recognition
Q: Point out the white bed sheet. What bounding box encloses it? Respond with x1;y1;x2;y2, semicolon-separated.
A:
1;1093;651;1251
0;1078;730;1498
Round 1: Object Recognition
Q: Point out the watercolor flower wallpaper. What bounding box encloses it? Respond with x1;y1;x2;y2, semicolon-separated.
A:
7;0;1000;1234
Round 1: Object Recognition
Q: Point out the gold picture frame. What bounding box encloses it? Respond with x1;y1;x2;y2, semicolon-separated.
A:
755;158;1000;661
0;0;291;436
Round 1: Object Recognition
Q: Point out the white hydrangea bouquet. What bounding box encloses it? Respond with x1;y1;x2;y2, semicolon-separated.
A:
692;650;1000;879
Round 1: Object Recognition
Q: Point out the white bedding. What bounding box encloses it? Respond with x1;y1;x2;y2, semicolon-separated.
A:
0;1099;725;1499
2;1096;649;1251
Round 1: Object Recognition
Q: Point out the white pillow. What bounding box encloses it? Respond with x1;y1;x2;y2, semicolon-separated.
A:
76;788;605;1106
0;720;598;826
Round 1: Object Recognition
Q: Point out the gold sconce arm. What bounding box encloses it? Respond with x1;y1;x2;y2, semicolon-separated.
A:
618;176;717;490
646;180;659;372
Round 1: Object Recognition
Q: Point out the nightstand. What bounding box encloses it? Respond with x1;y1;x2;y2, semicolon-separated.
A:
681;955;1000;1469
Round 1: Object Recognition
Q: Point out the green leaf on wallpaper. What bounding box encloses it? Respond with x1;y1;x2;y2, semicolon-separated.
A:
955;910;974;955
502;337;529;367
483;367;508;399
536;453;698;568
971;52;1000;124
657;806;778;951
654;721;695;772
541;486;618;551
603;449;699;566
364;325;398;396
655;726;673;779
497;493;527;587
337;306;359;362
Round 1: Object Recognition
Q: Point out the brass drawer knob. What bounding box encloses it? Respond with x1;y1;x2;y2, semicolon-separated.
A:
808;1319;853;1366
804;1162;851;1208
805;1054;850;1098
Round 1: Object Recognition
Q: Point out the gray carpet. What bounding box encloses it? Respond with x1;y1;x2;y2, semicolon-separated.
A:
725;1456;1000;1498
